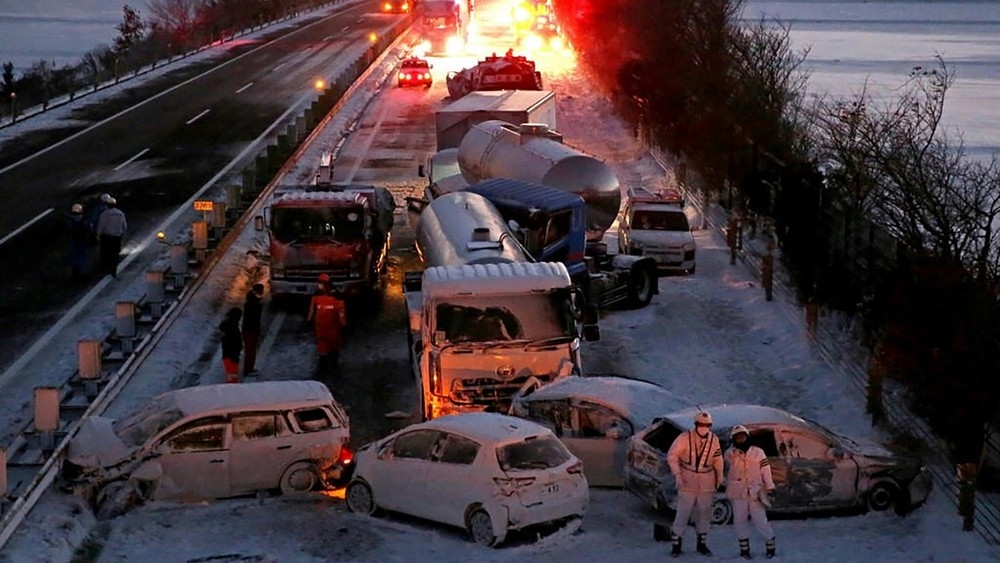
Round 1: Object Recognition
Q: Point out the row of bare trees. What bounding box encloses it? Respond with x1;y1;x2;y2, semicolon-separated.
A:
557;0;1000;483
1;1;325;121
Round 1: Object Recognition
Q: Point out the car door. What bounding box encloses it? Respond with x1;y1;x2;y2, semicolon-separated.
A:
153;417;231;501
421;432;482;527
742;429;792;508
228;412;295;494
775;427;859;510
370;429;441;517
563;400;632;487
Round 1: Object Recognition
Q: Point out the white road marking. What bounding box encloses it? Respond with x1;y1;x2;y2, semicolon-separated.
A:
236;82;254;94
186;109;211;125
0;208;53;247
114;148;150;171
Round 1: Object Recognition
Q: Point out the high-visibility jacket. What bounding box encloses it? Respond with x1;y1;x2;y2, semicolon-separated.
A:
667;429;724;493
309;293;346;354
725;445;776;501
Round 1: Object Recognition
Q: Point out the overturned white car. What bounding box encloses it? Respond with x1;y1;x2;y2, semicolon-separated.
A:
61;381;353;519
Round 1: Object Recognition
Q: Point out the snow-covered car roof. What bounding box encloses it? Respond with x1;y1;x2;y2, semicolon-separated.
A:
516;375;687;428
416;412;551;443
661;404;813;432
163;380;334;416
422;262;572;298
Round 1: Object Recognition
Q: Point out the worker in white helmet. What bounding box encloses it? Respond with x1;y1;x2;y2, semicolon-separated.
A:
725;424;777;559
666;410;724;557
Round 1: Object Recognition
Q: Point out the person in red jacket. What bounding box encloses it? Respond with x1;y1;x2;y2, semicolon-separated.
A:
307;275;347;375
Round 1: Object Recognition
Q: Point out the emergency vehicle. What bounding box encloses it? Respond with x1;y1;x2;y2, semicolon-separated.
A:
618;187;697;275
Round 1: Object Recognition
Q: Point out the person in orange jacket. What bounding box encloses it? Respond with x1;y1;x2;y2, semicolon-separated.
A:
307;274;347;375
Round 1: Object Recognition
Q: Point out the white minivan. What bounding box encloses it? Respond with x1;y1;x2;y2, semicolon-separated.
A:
62;380;352;519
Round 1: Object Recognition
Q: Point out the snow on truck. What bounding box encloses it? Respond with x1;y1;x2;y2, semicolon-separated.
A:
404;190;594;421
256;181;395;300
423;118;658;309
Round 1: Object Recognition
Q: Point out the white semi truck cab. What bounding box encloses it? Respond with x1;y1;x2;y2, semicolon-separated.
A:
404;191;589;420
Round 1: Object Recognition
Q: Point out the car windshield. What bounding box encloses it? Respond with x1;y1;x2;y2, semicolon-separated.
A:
271;206;364;244
632;209;689;231
497;434;571;471
112;395;186;448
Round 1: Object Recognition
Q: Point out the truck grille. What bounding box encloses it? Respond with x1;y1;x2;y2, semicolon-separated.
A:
449;375;550;407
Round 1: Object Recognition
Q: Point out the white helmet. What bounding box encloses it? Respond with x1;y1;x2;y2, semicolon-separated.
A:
730;424;750;438
694;411;712;426
100;193;113;203
71;203;83;214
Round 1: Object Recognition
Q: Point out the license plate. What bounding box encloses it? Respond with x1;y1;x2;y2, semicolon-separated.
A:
543;483;560;495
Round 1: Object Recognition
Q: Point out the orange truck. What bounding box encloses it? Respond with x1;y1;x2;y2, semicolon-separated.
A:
257;183;395;300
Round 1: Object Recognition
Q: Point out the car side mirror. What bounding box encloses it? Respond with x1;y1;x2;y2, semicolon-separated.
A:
582;323;600;342
606;427;623;440
828;447;846;459
254;215;264;231
418;163;426;178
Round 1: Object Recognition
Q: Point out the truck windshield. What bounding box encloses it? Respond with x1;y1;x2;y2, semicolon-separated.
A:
632;209;689;231
435;292;574;344
272;207;364;243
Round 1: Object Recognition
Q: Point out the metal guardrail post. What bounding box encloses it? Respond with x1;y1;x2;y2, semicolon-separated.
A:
169;244;190;289
211;201;228;240
114;302;137;354
0;448;7;512
33;387;60;454
145;271;166;319
193;220;209;263
77;339;103;400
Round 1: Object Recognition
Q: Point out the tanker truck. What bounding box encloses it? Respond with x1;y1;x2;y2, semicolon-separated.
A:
443;119;658;309
404;190;595;420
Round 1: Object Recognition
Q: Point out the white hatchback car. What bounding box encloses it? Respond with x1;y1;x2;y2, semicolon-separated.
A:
345;412;589;546
62;381;352;519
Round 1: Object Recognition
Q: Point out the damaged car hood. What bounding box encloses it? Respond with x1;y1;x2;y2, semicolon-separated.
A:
66;416;132;469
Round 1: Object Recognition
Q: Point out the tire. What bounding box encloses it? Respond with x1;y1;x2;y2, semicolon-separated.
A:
95;481;141;520
711;498;733;525
867;481;899;512
626;264;655;308
279;461;319;495
467;508;499;547
345;480;379;516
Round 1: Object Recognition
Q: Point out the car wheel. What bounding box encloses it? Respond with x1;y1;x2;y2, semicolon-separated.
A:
867;481;899;512
467;507;498;547
95;480;141;520
279;461;319;495
711;498;733;525
345;480;379;516
626;264;656;308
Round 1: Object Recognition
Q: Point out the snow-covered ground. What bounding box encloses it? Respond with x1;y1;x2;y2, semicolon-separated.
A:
2;1;1000;561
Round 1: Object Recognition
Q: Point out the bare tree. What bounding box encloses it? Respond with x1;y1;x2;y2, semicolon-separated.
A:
149;0;201;51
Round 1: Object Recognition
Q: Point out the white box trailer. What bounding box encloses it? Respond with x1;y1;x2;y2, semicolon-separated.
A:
435;89;557;150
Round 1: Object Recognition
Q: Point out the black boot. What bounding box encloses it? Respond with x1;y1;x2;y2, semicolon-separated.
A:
654;523;671;542
696;533;712;556
739;538;751;559
765;537;776;559
671;534;683;557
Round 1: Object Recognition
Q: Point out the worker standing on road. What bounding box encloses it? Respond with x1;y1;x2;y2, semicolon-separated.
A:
241;283;265;378
66;203;91;281
307;274;347;375
667;410;724;557
219;307;243;383
725;424;777;559
95;196;127;278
